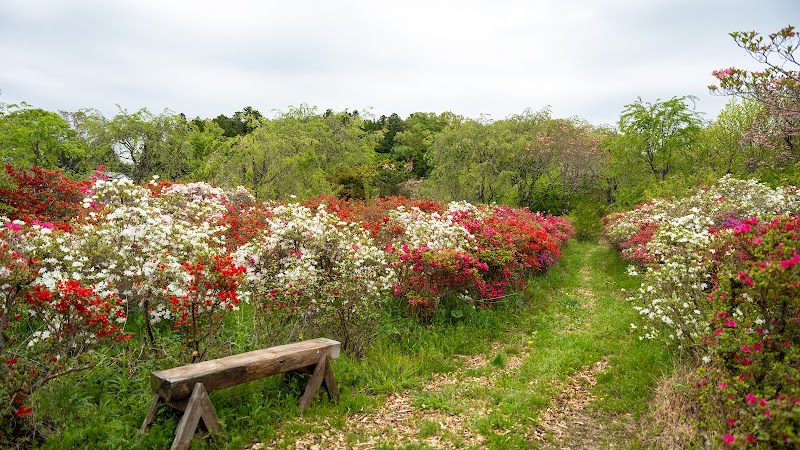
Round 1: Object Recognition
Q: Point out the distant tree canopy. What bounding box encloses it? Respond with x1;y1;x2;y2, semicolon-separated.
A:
212;106;263;138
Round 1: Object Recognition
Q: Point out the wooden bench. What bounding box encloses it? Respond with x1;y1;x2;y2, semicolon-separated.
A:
138;338;340;450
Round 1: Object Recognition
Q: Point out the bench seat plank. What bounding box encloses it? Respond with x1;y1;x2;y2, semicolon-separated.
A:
151;338;340;402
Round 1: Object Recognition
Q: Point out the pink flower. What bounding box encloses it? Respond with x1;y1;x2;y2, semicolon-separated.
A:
746;393;758;404
746;434;755;443
741;345;751;353
722;434;735;445
780;255;800;269
719;382;727;389
724;320;737;328
737;271;754;287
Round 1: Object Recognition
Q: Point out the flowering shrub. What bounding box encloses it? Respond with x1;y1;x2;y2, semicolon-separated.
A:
169;255;247;362
606;175;800;447
234;202;395;356
1;167;573;441
606;176;800;351
57;178;228;345
1;221;130;440
297;195;573;318
361;200;573;316
0;164;91;230
218;194;273;251
698;216;800;448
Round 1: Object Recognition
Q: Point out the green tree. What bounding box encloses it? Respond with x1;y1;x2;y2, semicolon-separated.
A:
59;109;126;175
500;109;555;209
92;108;194;183
0;103;84;175
374;113;405;154
390;112;450;178
426;118;515;204
615;96;704;181
212;106;263;138
186;119;228;181
698;99;773;175
211;106;379;200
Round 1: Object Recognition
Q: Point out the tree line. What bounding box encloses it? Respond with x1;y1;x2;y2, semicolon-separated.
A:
1;25;797;217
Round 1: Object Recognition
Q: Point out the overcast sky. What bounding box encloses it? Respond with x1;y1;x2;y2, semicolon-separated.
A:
0;0;794;126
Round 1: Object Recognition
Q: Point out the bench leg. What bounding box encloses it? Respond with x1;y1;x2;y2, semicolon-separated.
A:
171;383;220;450
298;353;339;411
137;394;162;442
322;356;340;401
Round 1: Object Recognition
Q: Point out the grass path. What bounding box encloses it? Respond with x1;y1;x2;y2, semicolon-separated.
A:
249;241;672;449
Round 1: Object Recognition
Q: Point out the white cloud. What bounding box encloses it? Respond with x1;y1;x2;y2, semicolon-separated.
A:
0;0;794;125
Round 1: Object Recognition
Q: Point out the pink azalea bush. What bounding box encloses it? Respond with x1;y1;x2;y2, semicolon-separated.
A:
698;216;800;447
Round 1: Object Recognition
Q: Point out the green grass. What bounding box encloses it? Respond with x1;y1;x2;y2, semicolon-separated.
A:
31;241;674;449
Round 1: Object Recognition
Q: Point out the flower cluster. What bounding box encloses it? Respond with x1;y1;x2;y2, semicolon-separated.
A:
299;195;573;316
0;164;92;230
169;255;247;362
1;220;130;436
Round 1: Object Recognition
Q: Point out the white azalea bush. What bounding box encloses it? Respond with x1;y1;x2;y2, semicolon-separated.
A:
235;202;395;356
387;205;475;251
605;175;800;356
35;178;232;346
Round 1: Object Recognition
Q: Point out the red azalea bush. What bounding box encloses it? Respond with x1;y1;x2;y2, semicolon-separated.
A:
698;216;800;448
0;164;91;230
218;202;275;251
387;243;490;311
298;195;573;317
478;205;570;272
1;262;130;441
168;255;247;362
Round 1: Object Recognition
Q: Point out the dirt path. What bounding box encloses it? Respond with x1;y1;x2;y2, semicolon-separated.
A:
255;244;638;449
